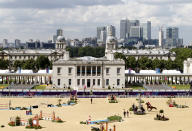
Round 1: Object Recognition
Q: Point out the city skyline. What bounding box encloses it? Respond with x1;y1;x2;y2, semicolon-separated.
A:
0;0;191;44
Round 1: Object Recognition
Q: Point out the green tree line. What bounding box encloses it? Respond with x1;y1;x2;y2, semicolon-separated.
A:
115;48;192;72
0;56;51;71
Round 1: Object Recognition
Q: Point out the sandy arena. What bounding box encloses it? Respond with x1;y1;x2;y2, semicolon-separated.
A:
0;98;191;131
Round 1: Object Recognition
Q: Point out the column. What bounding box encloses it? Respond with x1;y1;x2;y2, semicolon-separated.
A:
85;66;87;76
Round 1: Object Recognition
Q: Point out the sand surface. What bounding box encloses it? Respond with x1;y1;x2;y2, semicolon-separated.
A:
0;97;191;131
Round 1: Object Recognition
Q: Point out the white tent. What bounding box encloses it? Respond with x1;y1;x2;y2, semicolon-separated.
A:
37;70;53;74
139;70;156;74
0;70;10;73
16;70;33;74
162;70;181;74
125;70;136;74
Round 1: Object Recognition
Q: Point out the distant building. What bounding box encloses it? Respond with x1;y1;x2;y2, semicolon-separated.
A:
120;19;143;41
130;26;143;39
26;40;41;49
97;27;106;40
129;20;140;26
15;39;21;48
116;49;176;60
106;25;116;37
158;27;164;47
0;36;68;61
52;35;57;43
3;39;8;48
141;21;151;40
97;26;107;45
120;19;128;40
56;29;63;36
165;27;183;48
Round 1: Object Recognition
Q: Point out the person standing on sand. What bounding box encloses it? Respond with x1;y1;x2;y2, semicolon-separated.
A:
123;109;126;118
90;98;92;104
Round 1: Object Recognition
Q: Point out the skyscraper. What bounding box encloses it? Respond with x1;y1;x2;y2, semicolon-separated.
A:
120;19;142;40
120;19;127;40
57;29;63;36
3;39;8;48
97;27;106;40
141;21;151;40
130;26;143;39
165;27;182;48
100;30;107;44
106;25;116;37
158;27;164;47
15;39;21;48
53;35;57;43
129;20;140;26
97;26;107;45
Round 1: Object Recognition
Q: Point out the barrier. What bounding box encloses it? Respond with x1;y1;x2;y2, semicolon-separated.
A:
10;117;29;126
39;110;56;121
0;103;10;110
20;119;28;126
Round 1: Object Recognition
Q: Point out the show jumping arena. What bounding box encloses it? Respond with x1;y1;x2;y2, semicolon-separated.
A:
0;98;192;131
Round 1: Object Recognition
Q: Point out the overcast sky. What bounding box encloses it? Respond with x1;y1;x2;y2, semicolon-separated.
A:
0;0;191;44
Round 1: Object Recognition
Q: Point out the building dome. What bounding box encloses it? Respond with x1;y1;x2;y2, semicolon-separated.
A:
57;36;65;42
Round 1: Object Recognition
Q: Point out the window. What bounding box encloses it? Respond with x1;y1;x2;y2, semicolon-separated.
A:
82;66;85;76
69;79;71;85
57;79;60;86
77;79;80;85
57;67;61;74
82;79;85;85
68;67;72;74
97;66;101;76
92;66;96;76
93;79;95;85
106;79;109;85
97;79;100;86
117;79;120;86
77;66;80;76
117;68;121;74
87;66;91;76
106;68;109;74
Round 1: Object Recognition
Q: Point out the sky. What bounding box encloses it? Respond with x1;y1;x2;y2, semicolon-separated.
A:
0;0;192;44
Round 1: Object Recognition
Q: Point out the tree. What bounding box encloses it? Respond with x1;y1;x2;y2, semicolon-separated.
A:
22;59;36;70
138;56;152;70
0;59;10;69
36;56;50;69
13;60;23;70
126;56;137;69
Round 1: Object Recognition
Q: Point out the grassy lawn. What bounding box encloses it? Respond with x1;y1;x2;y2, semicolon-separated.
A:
129;86;145;90
0;84;9;89
168;85;190;90
33;85;47;90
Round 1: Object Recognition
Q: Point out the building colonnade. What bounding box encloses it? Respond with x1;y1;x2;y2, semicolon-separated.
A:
126;74;192;85
0;74;52;85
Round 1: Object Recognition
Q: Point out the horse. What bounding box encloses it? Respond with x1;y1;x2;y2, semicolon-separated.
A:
146;102;157;111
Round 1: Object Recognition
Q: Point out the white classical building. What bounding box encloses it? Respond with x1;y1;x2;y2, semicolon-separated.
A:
52;32;125;89
184;58;192;74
